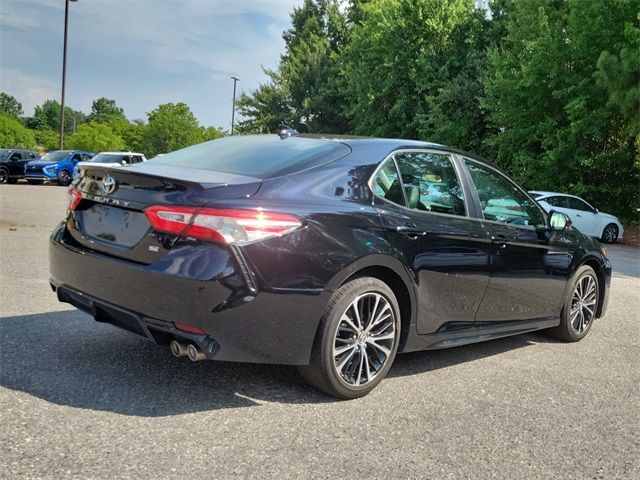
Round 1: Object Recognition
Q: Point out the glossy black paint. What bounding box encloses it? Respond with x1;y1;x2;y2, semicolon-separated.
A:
49;136;612;365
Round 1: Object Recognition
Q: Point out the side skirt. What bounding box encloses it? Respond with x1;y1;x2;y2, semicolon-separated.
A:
401;317;560;353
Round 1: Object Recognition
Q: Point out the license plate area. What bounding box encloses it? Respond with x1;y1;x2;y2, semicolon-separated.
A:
79;204;150;248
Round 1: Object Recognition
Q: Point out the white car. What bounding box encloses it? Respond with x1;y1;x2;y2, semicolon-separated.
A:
529;191;624;243
73;151;147;178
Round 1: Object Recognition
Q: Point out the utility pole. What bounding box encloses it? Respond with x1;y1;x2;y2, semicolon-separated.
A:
59;0;78;149
230;76;239;135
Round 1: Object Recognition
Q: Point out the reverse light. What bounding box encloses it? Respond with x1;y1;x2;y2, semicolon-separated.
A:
67;184;82;211
144;205;302;245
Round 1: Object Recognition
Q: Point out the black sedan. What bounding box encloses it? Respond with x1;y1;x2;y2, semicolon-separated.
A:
49;134;611;398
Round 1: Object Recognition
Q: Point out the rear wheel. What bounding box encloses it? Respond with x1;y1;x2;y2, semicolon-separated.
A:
601;223;619;244
549;265;599;342
58;169;72;186
0;169;8;184
298;277;401;399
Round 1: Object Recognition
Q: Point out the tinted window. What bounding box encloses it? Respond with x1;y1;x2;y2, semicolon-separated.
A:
89;153;123;163
542;196;568;208
41;151;71;162
372;159;404;205
394;152;466;216
150;135;351;178
566;197;593;212
9;152;22;160
0;150;10;160
465;160;545;227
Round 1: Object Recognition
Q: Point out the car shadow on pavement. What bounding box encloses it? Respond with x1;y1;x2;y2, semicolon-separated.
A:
2;310;540;416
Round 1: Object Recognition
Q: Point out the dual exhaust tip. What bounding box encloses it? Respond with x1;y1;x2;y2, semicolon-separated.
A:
170;339;205;362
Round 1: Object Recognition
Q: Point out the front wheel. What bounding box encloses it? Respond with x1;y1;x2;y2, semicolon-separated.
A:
601;223;619;244
298;277;401;399
549;265;599;342
58;170;72;186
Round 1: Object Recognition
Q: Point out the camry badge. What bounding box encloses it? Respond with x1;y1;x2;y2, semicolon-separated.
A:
102;175;117;195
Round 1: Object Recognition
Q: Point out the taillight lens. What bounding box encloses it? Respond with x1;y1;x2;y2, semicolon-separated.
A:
67;185;82;211
144;205;302;245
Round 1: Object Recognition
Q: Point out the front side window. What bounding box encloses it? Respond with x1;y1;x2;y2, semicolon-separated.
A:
566;197;593;212
465;159;545;227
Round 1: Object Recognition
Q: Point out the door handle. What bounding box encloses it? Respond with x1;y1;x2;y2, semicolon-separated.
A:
394;224;427;237
490;235;509;247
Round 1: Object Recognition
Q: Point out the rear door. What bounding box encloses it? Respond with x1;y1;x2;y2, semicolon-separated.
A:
462;159;568;322
372;150;491;334
565;196;600;236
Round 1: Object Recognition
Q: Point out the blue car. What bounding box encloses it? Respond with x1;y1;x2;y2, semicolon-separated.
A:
25;150;94;186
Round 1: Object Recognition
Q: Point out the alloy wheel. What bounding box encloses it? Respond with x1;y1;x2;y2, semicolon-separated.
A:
570;274;597;335
59;170;71;186
0;170;7;184
332;292;396;387
603;225;618;243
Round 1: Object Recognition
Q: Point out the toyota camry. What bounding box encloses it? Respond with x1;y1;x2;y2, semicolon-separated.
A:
49;132;612;398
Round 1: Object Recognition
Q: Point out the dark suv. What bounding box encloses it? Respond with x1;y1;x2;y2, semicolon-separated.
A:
0;149;40;183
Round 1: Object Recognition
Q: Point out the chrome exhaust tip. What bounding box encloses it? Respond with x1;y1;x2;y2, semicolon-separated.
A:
187;343;206;362
170;340;188;358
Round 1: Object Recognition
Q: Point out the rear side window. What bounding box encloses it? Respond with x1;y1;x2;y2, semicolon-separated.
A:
150;135;351;179
566;197;593;212
542;196;568;208
372;151;466;217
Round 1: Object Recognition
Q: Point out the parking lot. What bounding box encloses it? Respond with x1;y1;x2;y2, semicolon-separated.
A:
1;183;638;479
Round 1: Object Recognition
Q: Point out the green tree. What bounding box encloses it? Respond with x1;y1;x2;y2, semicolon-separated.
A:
482;0;639;221
0;113;35;148
142;103;203;157
87;97;126;123
24;99;85;134
120;119;147;154
237;0;351;134
34;130;59;151
344;0;477;141
66;122;126;153
0;92;23;118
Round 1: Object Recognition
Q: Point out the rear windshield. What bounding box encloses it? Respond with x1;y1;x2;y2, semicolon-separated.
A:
150;135;351;178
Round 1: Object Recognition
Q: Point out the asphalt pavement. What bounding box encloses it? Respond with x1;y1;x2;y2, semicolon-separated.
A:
1;183;638;479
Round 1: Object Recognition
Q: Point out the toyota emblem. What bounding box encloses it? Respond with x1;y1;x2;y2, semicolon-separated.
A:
102;175;117;194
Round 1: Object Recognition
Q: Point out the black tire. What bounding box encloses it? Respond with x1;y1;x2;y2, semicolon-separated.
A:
0;168;8;184
27;180;43;185
298;277;401;399
58;169;72;186
549;265;599;342
600;223;619;244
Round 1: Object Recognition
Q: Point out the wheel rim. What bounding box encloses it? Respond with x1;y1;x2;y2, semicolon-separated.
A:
0;171;7;183
570;274;597;335
333;292;396;387
60;171;70;184
604;225;617;243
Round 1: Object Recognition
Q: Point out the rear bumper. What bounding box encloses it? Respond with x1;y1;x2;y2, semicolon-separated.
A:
49;223;328;365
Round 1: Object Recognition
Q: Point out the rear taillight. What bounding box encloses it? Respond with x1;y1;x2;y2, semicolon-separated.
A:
67;185;82;211
144;205;302;245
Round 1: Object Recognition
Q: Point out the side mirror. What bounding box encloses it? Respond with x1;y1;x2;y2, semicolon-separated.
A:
594;208;599;214
121;160;127;166
549;210;572;231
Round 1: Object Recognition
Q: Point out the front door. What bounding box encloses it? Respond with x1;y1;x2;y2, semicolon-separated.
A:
462;159;569;322
372;150;491;334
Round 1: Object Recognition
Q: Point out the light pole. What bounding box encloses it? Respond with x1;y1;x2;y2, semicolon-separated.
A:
59;0;78;149
230;76;239;135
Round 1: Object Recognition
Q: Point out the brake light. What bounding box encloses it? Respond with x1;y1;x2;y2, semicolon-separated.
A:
144;205;302;245
67;185;82;211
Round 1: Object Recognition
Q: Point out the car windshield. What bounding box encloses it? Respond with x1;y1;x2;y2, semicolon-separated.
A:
89;153;124;164
149;135;351;178
41;151;70;162
0;150;11;160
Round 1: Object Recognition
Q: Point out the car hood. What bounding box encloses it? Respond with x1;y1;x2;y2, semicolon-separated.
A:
77;161;123;168
27;160;59;167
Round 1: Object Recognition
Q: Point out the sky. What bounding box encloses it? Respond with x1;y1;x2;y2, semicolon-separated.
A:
0;0;302;130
